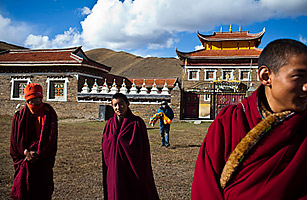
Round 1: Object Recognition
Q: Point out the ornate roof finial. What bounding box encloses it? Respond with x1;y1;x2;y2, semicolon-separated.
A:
220;26;223;32
229;24;232;32
239;26;241;32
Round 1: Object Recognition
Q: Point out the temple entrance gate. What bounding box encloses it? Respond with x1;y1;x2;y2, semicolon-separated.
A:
182;92;199;119
211;93;246;118
182;80;247;120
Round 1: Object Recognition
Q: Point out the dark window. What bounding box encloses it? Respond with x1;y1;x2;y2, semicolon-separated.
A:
222;71;232;80
206;71;214;79
12;81;27;99
240;71;249;80
189;71;198;80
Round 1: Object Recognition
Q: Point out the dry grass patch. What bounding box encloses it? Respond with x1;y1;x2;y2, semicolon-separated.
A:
0;115;210;200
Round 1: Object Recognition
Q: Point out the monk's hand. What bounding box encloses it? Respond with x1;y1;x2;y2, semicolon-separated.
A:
24;149;38;163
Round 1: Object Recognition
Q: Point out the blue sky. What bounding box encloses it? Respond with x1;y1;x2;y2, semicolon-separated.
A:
0;0;306;58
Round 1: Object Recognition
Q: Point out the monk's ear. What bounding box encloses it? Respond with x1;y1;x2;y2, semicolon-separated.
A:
258;65;272;86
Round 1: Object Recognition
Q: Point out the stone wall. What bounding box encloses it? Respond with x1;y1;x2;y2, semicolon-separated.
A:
130;104;160;124
0;74;182;123
0;75;16;114
0;74;99;119
170;86;181;121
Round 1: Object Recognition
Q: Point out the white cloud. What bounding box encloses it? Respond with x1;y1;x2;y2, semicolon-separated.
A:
0;13;32;45
78;0;307;50
24;27;81;49
24;34;50;49
299;34;307;44
260;0;307;17
148;38;175;50
4;0;307;52
79;7;92;16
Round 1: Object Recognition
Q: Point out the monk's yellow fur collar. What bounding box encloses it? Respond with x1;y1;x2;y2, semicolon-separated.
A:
220;92;292;189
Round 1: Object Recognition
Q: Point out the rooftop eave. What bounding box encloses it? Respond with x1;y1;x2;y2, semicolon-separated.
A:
176;48;262;61
197;28;265;42
0;61;78;64
185;55;260;60
70;53;83;63
7;46;80;53
176;48;199;60
0;62;110;73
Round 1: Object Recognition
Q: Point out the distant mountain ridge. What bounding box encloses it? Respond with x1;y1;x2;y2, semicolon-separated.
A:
0;41;183;79
85;48;182;79
0;41;27;52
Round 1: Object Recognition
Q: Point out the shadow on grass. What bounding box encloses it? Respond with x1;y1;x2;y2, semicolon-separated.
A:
168;144;201;149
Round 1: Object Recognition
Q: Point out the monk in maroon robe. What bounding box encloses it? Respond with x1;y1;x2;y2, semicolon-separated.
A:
102;93;159;200
10;83;58;200
192;39;307;200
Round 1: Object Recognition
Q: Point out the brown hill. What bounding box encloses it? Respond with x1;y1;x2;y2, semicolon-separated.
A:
0;41;27;52
85;48;183;79
0;41;183;80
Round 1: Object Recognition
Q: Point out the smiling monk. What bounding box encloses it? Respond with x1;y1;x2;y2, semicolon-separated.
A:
102;93;159;200
192;39;307;200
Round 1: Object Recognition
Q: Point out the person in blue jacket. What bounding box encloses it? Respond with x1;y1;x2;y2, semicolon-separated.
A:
157;101;174;147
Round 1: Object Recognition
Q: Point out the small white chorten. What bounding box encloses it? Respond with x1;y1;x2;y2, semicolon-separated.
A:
90;79;99;93
100;79;109;94
119;79;128;94
129;79;138;94
81;79;90;93
161;80;170;95
110;79;118;94
150;79;159;94
139;79;148;94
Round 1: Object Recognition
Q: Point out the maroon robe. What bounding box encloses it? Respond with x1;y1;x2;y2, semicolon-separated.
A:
192;86;307;200
102;109;159;200
10;103;58;200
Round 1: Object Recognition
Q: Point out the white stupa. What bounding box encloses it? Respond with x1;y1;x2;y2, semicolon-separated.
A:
119;79;128;94
81;79;90;93
109;79;118;94
129;79;138;94
150;79;159;94
100;79;109;94
161;80;170;95
90;79;99;93
139;79;148;94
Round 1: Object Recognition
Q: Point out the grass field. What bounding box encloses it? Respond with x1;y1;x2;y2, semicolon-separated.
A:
0;115;211;200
